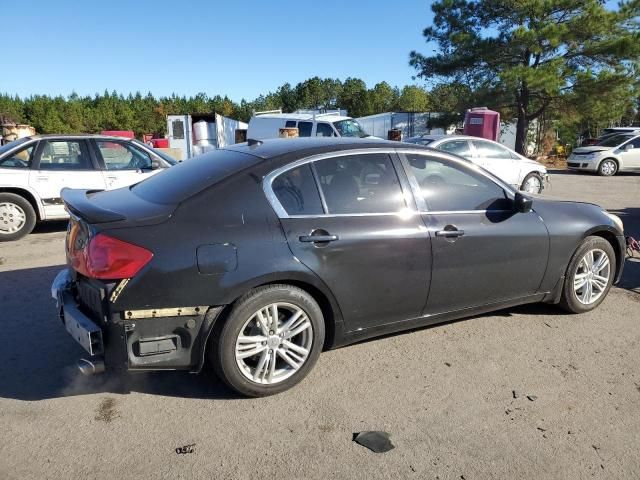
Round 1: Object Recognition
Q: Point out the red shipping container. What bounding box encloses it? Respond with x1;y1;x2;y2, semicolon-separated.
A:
101;130;135;139
151;138;169;148
463;108;500;142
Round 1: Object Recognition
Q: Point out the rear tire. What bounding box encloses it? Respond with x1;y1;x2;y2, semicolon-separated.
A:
209;284;325;397
597;158;618;176
0;193;36;242
558;236;615;313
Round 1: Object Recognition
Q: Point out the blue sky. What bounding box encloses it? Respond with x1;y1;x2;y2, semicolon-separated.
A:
1;0;433;101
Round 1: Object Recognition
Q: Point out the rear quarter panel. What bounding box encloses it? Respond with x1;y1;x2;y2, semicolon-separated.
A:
108;165;342;324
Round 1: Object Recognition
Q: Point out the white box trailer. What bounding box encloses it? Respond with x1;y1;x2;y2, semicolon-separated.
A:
166;113;248;160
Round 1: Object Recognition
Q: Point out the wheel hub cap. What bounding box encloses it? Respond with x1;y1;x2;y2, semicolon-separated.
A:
0;202;27;234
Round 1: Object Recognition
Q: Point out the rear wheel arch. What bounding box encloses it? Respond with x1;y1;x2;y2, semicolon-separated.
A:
0;187;42;220
199;277;342;374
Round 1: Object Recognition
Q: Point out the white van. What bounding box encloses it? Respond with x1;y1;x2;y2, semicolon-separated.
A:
247;110;371;140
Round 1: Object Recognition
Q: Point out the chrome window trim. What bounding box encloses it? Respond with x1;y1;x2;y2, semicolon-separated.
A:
263;148;415;219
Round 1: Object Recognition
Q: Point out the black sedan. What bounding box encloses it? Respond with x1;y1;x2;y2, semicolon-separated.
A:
52;138;625;397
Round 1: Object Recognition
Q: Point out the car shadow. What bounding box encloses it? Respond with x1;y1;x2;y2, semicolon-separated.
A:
32;220;68;234
0;265;238;401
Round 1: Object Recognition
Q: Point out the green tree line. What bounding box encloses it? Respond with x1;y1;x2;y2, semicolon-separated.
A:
0;80;430;138
1;73;638;150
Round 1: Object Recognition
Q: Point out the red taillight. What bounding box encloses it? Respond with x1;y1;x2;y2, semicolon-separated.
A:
71;233;153;280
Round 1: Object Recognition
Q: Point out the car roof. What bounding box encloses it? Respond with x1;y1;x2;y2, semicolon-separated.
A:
252;113;351;122
22;134;135;141
223;137;423;160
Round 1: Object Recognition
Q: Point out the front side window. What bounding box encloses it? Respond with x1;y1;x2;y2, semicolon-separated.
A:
285;120;296;128
272;164;323;215
471;140;513;160
38;141;93;170
316;123;335;137
97;141;152;170
297;122;313;137
314;153;405;214
623;137;640;149
403;153;508;212
437;140;472;157
0;144;35;169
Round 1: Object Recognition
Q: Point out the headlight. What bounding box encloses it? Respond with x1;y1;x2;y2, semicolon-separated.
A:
604;211;624;232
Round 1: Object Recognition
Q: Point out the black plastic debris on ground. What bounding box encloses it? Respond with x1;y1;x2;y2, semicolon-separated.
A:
353;431;395;453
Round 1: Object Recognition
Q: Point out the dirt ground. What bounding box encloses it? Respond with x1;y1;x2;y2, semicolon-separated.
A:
0;170;639;480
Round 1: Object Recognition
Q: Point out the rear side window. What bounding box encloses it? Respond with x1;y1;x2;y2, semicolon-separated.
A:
272;164;323;215
285;121;296;128
297;122;312;137
38;140;93;170
132;149;259;204
314;153;405;214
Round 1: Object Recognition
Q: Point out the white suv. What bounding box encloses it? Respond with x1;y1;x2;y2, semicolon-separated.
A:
404;135;548;193
0;134;175;241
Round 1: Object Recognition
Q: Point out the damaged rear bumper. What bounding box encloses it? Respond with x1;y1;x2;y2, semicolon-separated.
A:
51;268;223;373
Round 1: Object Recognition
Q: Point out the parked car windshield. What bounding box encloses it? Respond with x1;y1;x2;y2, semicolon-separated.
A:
333;119;368;138
0;138;29;156
597;134;635;147
131;149;259;204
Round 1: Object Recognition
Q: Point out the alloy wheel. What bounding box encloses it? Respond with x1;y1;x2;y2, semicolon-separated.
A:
0;202;27;235
234;302;313;385
573;248;611;305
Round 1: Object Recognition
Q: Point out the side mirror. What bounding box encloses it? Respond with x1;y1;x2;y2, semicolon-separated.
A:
625;143;635;151
514;191;533;213
151;159;162;170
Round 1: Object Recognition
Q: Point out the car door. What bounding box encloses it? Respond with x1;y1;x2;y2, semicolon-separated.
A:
618;137;640;169
29;139;106;218
267;150;431;331
93;139;159;189
470;140;520;186
399;150;549;315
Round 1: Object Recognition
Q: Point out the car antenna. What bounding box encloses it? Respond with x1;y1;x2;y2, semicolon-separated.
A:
247;138;263;146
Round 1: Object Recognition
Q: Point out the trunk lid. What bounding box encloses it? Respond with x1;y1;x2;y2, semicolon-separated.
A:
61;186;175;226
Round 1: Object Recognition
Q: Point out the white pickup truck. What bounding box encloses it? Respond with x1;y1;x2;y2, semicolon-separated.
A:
0;134;175;241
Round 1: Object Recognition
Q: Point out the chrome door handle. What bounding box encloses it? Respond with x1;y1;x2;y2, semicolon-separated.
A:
299;235;338;243
435;229;465;237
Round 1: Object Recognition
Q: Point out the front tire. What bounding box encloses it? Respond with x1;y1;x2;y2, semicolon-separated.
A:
210;284;325;397
559;236;615;313
0;193;36;242
598;158;618;176
520;172;544;194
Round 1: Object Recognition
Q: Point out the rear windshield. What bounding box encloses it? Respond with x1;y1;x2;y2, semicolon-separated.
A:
131;149;259;204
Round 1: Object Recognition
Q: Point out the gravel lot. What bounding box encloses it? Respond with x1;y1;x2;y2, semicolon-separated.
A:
1;170;639;480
